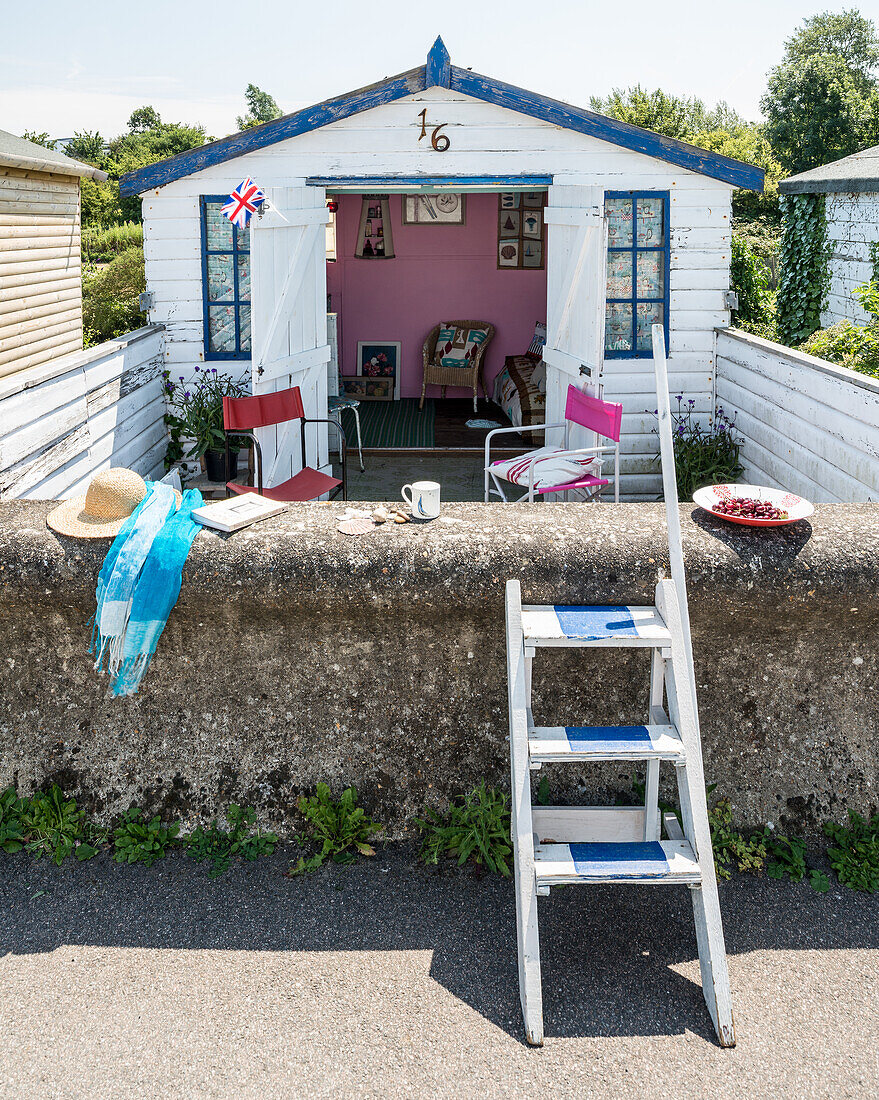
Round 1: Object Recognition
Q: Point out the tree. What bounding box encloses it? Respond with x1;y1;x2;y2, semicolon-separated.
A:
21;131;55;149
236;84;282;131
590;86;747;142
782;8;879;91
127;105;162;134
65;130;106;166
762;10;879;173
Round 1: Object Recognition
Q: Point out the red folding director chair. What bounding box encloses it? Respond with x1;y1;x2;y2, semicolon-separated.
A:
222;385;347;501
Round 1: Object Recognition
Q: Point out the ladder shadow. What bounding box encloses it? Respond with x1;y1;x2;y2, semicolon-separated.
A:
3;848;876;1047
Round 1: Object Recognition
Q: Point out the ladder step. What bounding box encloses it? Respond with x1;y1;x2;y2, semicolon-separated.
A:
534;840;701;886
521;604;671;648
529;724;684;763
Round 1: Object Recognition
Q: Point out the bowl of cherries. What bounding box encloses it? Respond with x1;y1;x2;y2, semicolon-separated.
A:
693;483;814;527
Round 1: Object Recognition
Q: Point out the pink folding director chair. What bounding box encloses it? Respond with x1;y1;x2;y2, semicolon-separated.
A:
484;384;622;503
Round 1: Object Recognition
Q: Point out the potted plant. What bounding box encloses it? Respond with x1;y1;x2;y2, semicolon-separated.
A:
163;367;248;482
653;397;745;500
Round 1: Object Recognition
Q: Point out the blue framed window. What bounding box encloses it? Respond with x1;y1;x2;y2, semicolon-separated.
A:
200;196;251;359
604;191;670;358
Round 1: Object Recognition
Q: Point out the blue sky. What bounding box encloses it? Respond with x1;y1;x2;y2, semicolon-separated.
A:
1;0;869;139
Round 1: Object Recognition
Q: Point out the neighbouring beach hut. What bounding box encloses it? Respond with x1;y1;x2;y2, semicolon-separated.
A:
0;130;107;378
120;38;762;498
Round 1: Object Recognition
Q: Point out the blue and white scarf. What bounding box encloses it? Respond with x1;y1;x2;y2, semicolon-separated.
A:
92;483;203;697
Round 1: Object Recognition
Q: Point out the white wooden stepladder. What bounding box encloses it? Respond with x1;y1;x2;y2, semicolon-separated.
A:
506;323;735;1048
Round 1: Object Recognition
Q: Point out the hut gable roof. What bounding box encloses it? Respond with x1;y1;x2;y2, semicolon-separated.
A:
0;129;107;181
120;38;763;197
779;144;879;196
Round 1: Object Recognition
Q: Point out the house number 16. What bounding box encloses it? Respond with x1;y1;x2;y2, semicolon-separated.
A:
417;108;450;152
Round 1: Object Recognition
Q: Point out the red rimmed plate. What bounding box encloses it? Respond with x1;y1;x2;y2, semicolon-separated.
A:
693;483;814;527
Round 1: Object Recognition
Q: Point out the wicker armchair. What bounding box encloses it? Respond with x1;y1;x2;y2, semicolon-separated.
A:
420;320;496;412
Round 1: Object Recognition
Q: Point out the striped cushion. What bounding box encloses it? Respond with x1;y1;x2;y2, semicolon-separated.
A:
526;321;547;359
491;446;595;489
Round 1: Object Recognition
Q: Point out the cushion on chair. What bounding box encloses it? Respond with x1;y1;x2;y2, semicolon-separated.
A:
526;321;547;360
491;446;597;490
435;324;490;369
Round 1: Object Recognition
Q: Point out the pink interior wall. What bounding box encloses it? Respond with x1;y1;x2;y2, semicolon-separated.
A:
326;193;547;400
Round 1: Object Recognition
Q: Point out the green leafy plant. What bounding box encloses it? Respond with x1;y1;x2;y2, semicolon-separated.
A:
776;193;830;346
535;775;552;806
113;807;181;866
799;279;879;380
765;833;807;882
82;220;143;264
163;366;248;464
82;245;146;346
731;233;774;329
824;811;879;893
415;781;511;876
708;799;767;881
185;804;278;879
653;397;745;499
289;783;382;875
21;786;104;865
0;787;27;854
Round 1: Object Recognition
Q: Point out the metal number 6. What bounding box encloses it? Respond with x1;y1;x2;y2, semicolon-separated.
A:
431;124;450;152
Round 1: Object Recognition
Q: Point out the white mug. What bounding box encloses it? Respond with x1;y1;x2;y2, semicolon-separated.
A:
402;480;441;520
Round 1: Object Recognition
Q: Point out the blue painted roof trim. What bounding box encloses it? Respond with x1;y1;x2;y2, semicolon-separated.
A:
306;174;553;189
120;37;763;197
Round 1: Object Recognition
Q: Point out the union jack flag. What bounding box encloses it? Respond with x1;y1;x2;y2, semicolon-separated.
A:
221;178;266;228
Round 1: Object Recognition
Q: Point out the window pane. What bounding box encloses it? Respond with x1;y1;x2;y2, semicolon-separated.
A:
235;223;250;251
637;252;664;298
239;304;251;352
607;252;633;297
606;198;633;248
207;255;234;301
605;302;633;353
237;255;251;301
637;197;664;247
208;304;237;354
205;203;233;250
636;303;664;352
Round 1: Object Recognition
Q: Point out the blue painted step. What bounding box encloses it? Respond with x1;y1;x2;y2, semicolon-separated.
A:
534;840;701;886
529;724;685;762
521;604;671;647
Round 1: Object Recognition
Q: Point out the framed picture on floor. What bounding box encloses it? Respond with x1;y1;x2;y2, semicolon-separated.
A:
342;375;395;401
352;341;402;400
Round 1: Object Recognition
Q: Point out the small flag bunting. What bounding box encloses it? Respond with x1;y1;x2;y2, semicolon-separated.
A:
221;178;266;228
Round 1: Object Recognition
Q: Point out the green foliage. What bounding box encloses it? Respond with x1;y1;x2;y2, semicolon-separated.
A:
113;808;180;866
82;221;143;264
731;234;774;328
799;279;879;378
0;787;27;854
290;784;381;875
761;11;879;173
163;365;247;462
65;130;106;165
776;194;830;346
127;106;162;134
21;786;104;865
185;804;278;879
709;799;767;880
237;84;283;131
535;775;552;806
824;811;879;892
82;246;145;347
656;397;745;499
415;781;511;876
21;131;55;149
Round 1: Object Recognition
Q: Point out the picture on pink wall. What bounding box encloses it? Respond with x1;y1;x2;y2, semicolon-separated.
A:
348;341;402;400
403;194;466;225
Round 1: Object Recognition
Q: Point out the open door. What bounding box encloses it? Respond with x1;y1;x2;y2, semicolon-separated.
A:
544;183;606;448
250;184;331;487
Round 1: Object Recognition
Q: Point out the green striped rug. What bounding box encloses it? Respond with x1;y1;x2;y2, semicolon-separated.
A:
356;398;435;448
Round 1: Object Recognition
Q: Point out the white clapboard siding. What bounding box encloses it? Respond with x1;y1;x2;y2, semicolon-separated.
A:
0;165;82;378
822;191;879;327
137;87;734;499
715;328;879;502
0;325;167;499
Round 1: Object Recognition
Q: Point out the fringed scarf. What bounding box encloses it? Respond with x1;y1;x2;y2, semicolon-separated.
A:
92;483;203;696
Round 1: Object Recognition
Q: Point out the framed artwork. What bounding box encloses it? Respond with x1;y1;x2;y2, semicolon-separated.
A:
355;196;394;258
352;340;402;399
497;192;547;270
342;375;395;401
402;193;466;225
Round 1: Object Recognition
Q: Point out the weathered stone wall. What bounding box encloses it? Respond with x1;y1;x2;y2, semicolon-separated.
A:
0;501;876;837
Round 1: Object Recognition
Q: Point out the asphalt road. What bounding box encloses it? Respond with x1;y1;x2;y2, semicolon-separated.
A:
1;844;877;1099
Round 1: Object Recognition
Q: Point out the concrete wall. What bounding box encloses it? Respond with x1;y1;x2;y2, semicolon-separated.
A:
0;325;167;500
822;191;879;327
715;327;879;502
0;500;875;838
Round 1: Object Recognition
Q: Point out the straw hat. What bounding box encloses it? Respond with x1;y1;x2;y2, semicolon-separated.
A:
46;468;179;539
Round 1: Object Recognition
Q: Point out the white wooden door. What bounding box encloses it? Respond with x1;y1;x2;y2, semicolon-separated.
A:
544;183;607;449
250;183;331;487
